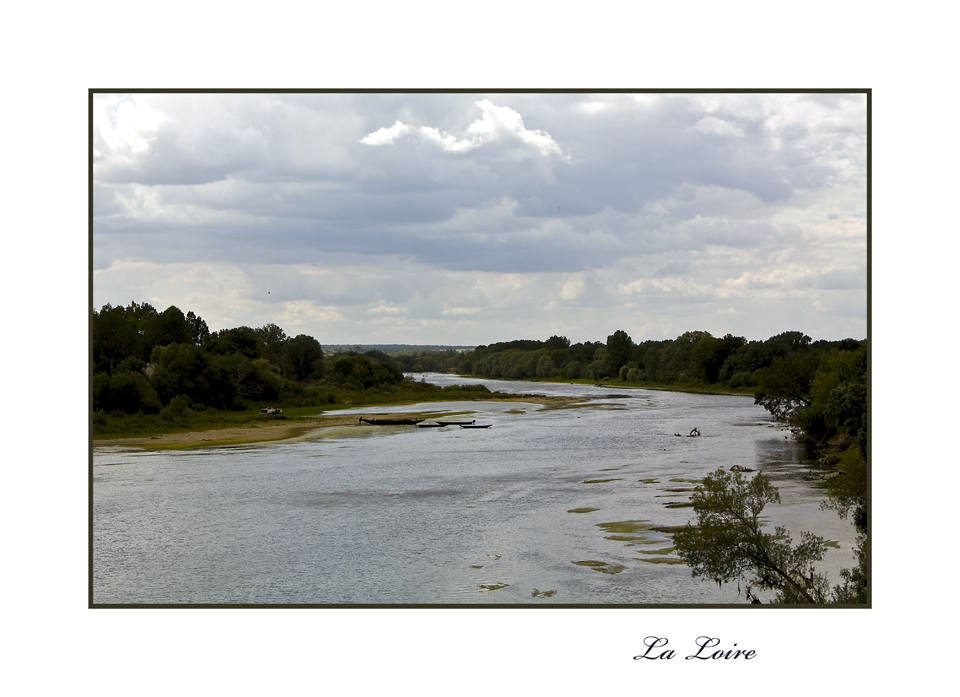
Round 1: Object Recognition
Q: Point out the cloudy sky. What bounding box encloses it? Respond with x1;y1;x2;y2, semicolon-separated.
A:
93;91;867;345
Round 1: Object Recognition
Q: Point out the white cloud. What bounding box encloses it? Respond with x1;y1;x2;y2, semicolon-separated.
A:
560;275;585;300
692;115;744;139
360;99;564;158
94;95;166;157
359;120;415;146
365;305;408;315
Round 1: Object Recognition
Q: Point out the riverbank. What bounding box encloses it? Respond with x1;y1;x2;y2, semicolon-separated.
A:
528;376;754;397
93;394;585;450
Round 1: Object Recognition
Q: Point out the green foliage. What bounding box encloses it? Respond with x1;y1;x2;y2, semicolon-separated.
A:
92;369;163;414
327;353;402;389
255;323;287;362
205;326;261;358
606;330;634;374
822;445;868;531
281;334;324;381
674;469;831;604
160;394;193;421
754;350;820;420
832;532;868;604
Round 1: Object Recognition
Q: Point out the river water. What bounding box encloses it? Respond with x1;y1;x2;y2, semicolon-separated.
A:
92;375;858;605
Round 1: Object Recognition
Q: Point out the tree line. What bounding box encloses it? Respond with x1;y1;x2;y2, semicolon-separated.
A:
453;329;863;388
92;302;411;421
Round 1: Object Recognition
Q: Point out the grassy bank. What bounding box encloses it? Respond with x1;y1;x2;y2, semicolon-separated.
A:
91;379;576;443
92;373;752;446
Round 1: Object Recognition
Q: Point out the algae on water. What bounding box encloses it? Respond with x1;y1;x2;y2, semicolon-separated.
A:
572;560;626;574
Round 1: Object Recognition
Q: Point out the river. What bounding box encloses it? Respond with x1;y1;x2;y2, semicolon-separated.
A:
92;374;858;605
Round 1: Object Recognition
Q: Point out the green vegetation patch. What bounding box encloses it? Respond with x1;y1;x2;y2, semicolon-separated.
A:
596;520;652;534
479;583;509;591
638;478;659;484
582;478;622;484
636;547;677;556
572;560;626;574
567;507;599;514
531;589;557;598
604;535;647;542
636;557;685;565
663;502;695;508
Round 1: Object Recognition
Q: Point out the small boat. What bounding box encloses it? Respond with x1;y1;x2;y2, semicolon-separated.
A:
359;417;424;425
459;423;491;429
435;420;475;426
417;423;444;428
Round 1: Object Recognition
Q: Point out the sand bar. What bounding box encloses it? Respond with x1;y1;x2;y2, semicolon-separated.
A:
93;395;585;450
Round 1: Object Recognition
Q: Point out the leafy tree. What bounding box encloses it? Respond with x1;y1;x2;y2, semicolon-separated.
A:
206;326;261;359
719;340;764;382
255;323;287;363
761;331;812;365
536;355;555;377
606;330;635;374
282;334;324;381
674;468;831;603
150;342;205;405
544;335;570;350
328;353;402;388
754;351;821;420
639;341;667;382
186;311;210;346
147;305;194;348
658;331;711;382
94;369;162;414
93;302;157;370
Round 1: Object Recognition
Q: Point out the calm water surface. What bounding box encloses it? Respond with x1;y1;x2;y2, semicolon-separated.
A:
93;375;857;604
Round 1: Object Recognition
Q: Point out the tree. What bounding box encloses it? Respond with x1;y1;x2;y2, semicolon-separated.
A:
606;330;634;374
281;334;324;381
673;468;831;603
186;311;210;346
254;323;287;362
658;331;711;382
753;350;821;420
147;305;194;348
206;326;261;359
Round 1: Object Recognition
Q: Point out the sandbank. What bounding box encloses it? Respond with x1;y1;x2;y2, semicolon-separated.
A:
92;395;585;450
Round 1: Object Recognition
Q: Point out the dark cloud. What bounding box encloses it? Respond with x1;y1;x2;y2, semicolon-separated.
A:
93;92;866;342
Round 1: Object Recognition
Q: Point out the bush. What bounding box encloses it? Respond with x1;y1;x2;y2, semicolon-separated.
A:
160;394;193;421
728;371;757;388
